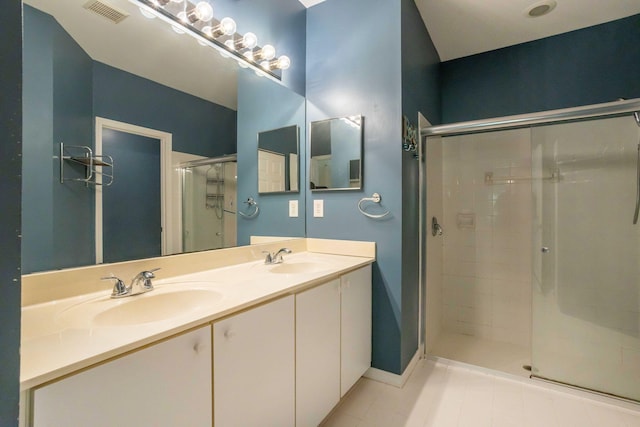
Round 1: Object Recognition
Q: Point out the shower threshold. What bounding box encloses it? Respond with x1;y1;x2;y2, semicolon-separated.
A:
430;332;531;378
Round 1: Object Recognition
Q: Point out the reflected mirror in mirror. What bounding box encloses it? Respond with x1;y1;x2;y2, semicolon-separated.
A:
258;125;299;194
309;115;363;191
22;0;306;274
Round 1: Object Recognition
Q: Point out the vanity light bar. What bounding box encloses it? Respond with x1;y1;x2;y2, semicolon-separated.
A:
131;0;291;81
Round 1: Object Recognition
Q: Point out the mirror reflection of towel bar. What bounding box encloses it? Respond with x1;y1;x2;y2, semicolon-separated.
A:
358;193;390;219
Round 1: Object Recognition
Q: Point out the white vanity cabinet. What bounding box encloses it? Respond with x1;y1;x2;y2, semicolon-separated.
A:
295;265;372;425
296;279;341;427
213;295;295;427
31;325;212;427
340;265;372;396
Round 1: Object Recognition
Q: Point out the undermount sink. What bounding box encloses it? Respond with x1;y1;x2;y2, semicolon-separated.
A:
267;261;332;275
56;287;223;328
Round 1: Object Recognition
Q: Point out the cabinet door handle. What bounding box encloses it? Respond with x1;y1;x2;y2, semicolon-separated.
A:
193;342;206;354
224;329;235;339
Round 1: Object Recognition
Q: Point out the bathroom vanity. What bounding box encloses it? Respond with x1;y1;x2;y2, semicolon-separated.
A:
20;238;374;426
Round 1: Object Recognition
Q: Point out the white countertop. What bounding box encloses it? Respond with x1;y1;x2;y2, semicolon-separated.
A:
20;251;374;390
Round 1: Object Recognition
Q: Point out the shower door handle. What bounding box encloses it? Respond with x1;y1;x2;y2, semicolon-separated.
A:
541;247;550;254
432;217;443;236
634;143;640;225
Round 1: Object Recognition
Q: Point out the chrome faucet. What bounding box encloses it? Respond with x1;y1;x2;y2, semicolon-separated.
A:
263;248;292;265
101;268;160;298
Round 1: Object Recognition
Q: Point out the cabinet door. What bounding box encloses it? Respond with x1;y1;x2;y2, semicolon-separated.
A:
296;279;341;427
32;325;212;427
213;296;294;427
341;266;372;396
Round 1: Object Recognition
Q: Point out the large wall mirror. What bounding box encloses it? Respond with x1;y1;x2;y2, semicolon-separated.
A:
258;125;299;193
22;0;306;274
309;115;363;191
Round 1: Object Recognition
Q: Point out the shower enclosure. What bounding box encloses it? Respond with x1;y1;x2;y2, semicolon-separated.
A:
422;99;640;401
180;156;237;252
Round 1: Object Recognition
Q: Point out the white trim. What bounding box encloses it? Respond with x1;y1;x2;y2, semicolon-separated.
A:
95;117;173;264
363;346;423;388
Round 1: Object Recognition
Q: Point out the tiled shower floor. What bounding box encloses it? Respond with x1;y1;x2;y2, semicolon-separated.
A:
321;358;640;427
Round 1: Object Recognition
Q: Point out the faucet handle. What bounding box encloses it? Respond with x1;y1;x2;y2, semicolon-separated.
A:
137;268;160;290
101;275;128;298
141;268;161;279
262;251;274;264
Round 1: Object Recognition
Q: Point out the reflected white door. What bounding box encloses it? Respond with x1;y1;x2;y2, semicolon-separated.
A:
258;150;285;192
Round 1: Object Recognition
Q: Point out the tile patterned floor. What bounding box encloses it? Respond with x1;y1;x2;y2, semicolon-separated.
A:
321;359;640;427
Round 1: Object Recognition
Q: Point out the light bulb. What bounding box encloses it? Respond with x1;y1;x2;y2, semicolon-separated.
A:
241;32;258;49
243;51;254;61
205;17;236;38
276;55;291;70
177;11;188;23
224;39;235;50
255;44;276;60
139;7;156;18
191;1;213;22
238;61;249;69
219;17;236;35
260;60;270;69
172;24;185;34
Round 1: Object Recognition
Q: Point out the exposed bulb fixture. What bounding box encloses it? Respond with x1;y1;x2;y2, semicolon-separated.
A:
187;1;213;23
254;44;276;61
203;17;236;38
275;55;290;70
262;55;291;70
234;32;258;50
130;0;288;80
525;0;557;17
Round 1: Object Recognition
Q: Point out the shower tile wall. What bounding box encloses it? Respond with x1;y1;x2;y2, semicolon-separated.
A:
442;129;532;348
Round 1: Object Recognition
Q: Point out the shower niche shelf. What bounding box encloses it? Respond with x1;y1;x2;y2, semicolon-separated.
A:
59;143;114;186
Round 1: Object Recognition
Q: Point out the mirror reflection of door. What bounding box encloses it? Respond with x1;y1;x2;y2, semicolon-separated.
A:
258;150;286;192
102;128;161;263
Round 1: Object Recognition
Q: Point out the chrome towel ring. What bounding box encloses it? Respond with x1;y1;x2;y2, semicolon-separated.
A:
358;193;390;219
238;197;259;219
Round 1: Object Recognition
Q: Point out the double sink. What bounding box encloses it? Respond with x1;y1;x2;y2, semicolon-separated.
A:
51;255;334;328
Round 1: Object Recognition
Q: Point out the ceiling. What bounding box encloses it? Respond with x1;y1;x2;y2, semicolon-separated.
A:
25;0;240;109
301;0;640;62
24;0;640;111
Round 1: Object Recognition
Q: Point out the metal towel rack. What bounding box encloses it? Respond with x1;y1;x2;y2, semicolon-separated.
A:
357;193;390;219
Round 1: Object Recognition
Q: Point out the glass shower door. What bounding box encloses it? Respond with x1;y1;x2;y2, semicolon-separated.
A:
182;161;237;252
531;115;640;401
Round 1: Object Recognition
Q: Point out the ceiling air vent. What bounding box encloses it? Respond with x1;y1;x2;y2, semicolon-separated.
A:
83;0;129;24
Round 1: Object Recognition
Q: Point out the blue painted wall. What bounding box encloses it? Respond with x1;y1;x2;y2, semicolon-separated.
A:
23;5;94;274
441;14;640;123
306;0;405;374
0;0;21;424
93;62;236;157
237;68;306;244
214;0;306;96
400;0;441;370
306;0;440;375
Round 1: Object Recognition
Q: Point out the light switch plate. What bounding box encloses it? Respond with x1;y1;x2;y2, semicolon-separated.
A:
289;200;298;217
313;199;324;217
